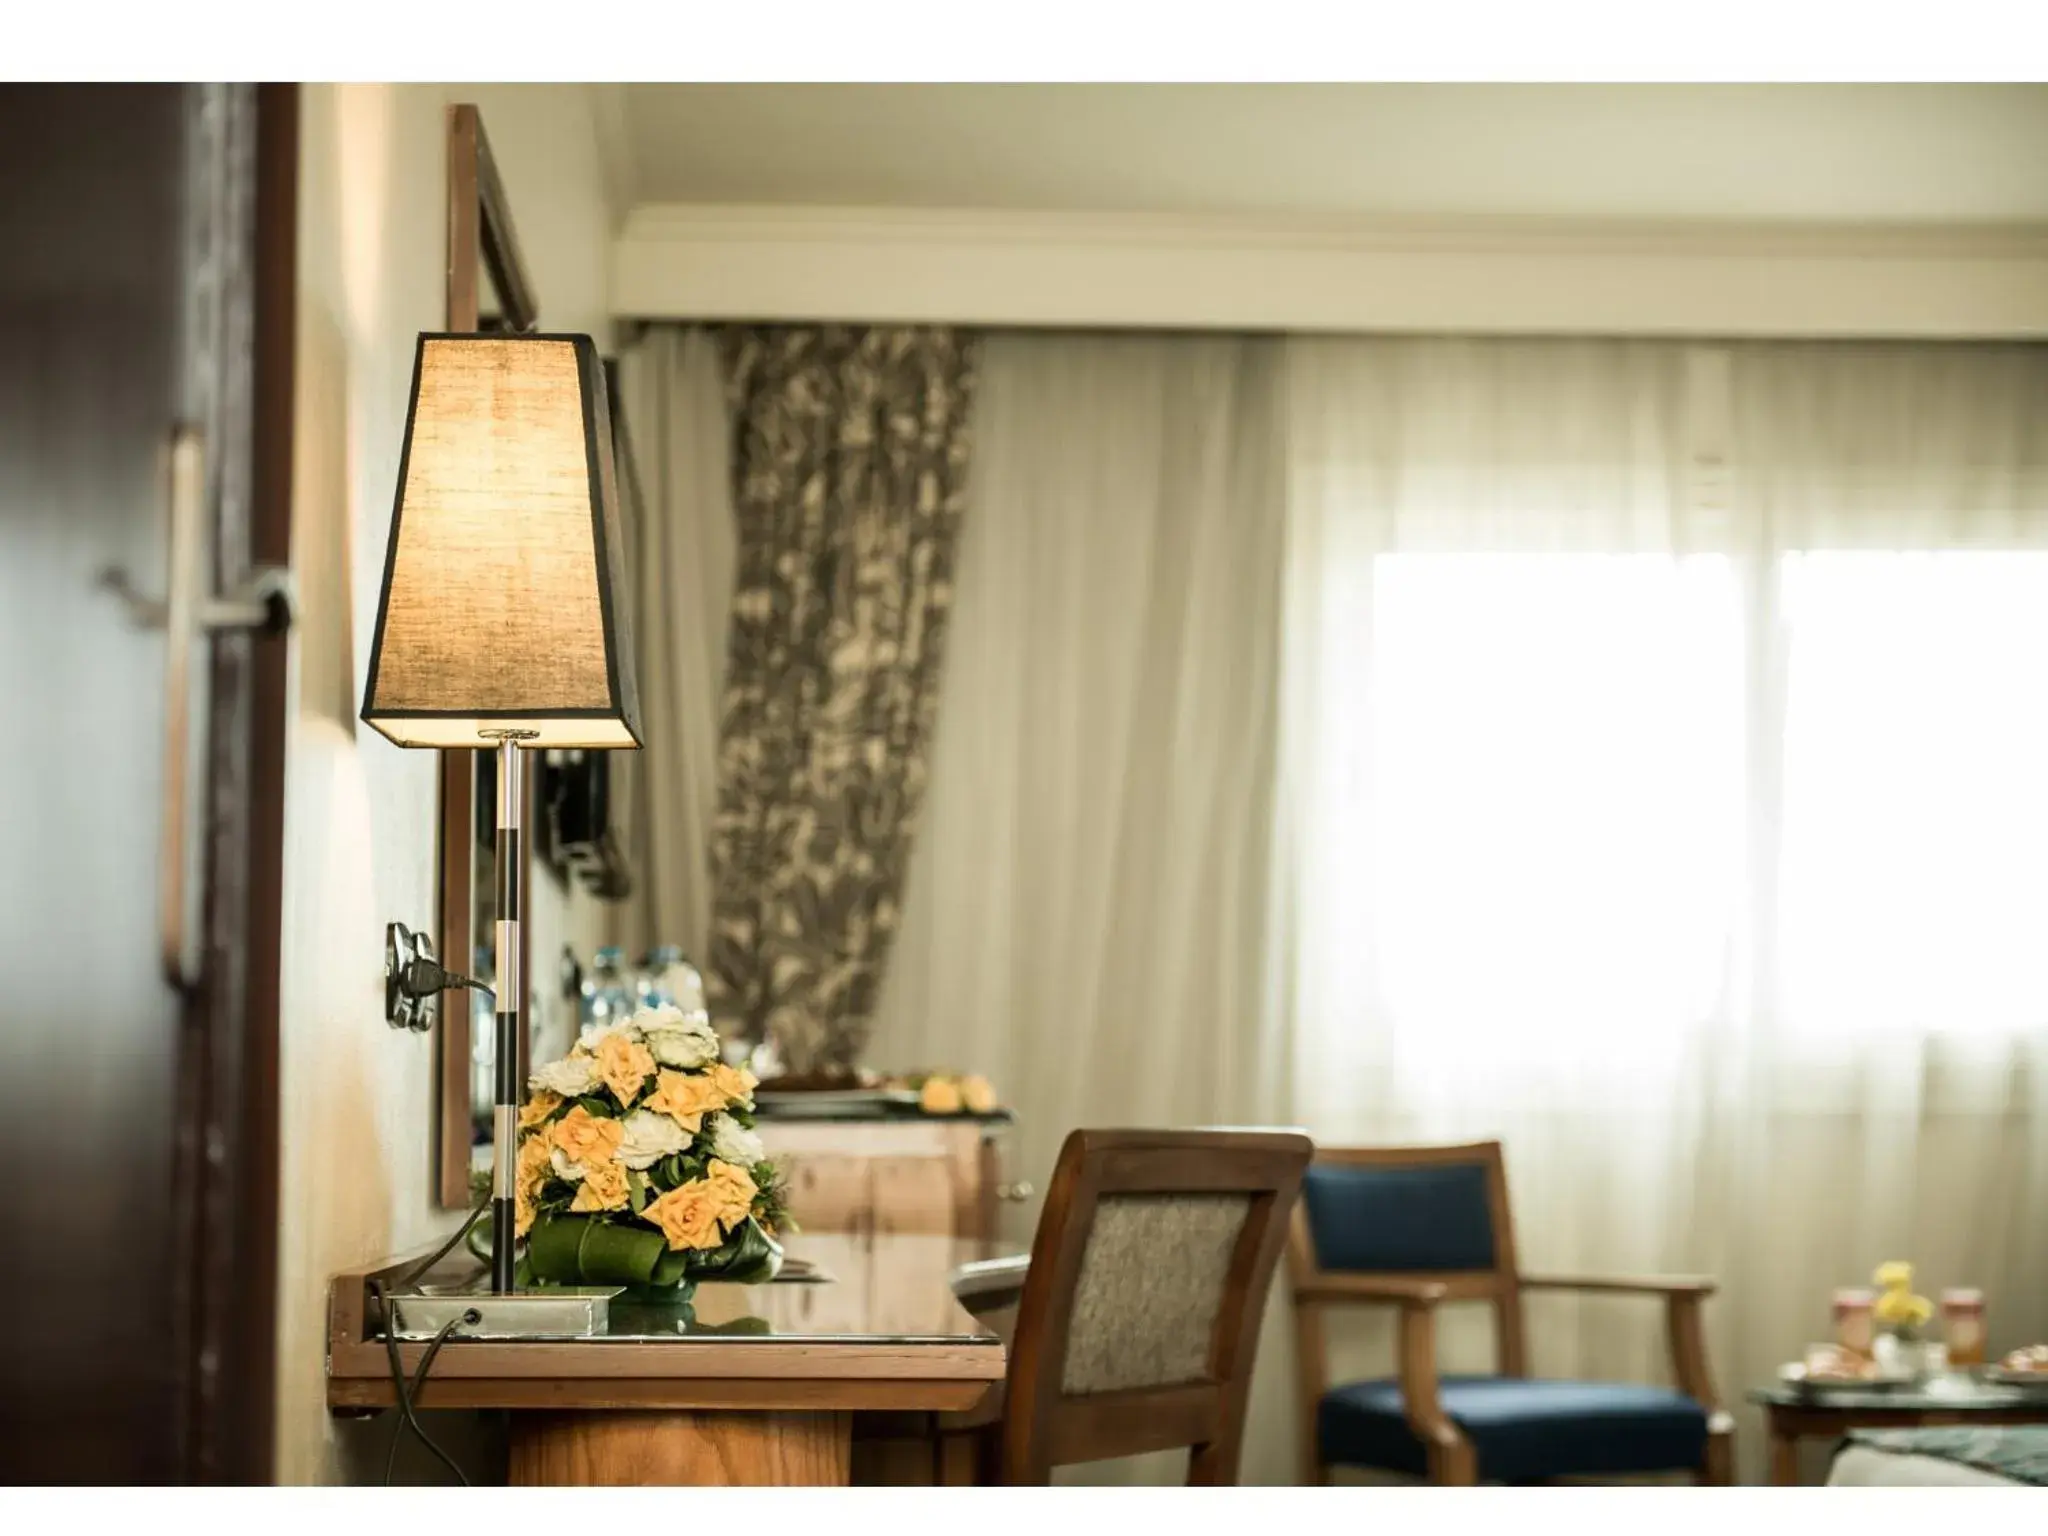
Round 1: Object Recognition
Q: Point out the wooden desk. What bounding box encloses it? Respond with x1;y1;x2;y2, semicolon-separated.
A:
329;1230;1013;1485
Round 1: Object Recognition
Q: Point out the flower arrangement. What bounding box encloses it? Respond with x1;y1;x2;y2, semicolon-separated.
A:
1871;1260;1933;1341
512;1002;791;1297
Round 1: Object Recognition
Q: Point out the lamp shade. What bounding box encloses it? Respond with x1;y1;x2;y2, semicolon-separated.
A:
361;333;641;749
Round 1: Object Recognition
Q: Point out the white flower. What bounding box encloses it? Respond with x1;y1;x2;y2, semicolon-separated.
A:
706;1112;764;1169
530;1052;599;1098
550;1145;588;1183
639;1003;719;1069
618;1108;692;1171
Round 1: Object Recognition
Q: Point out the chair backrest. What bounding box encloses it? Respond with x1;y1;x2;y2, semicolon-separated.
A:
1000;1127;1313;1484
1289;1140;1527;1375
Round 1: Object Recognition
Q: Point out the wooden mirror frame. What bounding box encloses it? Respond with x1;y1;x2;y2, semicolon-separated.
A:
434;102;541;1206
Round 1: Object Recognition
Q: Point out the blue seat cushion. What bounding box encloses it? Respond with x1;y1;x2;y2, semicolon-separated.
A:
1320;1375;1709;1482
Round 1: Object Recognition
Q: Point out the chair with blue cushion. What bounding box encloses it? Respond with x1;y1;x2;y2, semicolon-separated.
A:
1288;1141;1732;1485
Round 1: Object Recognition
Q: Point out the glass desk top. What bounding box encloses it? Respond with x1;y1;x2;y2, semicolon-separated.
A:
395;1230;1024;1345
1750;1372;2048;1412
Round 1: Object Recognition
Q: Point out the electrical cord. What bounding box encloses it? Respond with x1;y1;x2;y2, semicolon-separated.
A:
374;1308;471;1486
393;1188;492;1291
368;1190;495;1485
400;954;495;1002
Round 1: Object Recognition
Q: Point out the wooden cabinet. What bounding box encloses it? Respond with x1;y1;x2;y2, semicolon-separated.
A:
756;1117;1015;1245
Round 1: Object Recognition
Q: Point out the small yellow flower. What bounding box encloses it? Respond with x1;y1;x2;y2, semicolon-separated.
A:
920;1076;963;1115
646;1068;728;1132
519;1089;563;1129
1874;1260;1915;1291
551;1104;625;1170
642;1179;727;1252
1874;1289;1933;1327
593;1030;657;1105
570;1156;631;1214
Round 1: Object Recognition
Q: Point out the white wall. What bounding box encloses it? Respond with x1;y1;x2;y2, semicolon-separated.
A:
275;81;616;1486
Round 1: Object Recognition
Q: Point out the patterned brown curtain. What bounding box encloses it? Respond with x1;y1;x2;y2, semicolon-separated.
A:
707;326;979;1076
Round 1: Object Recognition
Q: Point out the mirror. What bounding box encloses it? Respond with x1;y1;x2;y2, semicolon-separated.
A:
433;102;543;1205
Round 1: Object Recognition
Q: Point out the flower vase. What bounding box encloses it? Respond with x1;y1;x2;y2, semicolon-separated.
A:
1872;1331;1925;1381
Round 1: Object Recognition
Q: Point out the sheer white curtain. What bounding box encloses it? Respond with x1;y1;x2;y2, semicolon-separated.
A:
1276;336;2048;1480
612;326;734;960
873;331;1291;1169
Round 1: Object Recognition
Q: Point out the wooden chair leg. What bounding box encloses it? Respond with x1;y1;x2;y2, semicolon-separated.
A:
1697;1425;1736;1486
1427;1438;1479;1485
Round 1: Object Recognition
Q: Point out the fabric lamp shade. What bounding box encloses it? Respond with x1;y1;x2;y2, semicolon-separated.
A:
361;332;641;750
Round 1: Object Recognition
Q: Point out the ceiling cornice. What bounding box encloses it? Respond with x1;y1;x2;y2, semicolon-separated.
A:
612;203;2048;339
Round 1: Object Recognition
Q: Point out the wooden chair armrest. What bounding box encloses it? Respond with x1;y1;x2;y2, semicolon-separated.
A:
1295;1275;1450;1306
1520;1272;1718;1297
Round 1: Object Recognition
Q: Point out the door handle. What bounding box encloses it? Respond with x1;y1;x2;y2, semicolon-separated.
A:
99;426;295;989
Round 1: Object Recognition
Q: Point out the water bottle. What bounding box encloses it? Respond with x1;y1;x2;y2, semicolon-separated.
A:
637;944;693;1009
579;945;633;1030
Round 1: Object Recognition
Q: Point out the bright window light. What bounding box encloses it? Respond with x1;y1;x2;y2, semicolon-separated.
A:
1369;555;1744;1065
1778;552;2048;1038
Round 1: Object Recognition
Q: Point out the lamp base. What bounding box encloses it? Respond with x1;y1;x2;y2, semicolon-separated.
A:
385;1284;623;1340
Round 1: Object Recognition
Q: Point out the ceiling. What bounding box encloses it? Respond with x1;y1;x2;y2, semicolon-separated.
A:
613;84;2048;226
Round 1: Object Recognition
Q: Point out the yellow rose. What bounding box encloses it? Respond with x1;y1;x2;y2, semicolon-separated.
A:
646;1069;728;1132
921;1076;963;1115
702;1157;759;1225
516;1130;554;1196
515;1179;537;1238
959;1074;997;1114
570;1156;631;1214
594;1030;657;1105
552;1104;625;1170
1874;1260;1914;1291
706;1061;757;1109
642;1179;726;1252
519;1089;563;1129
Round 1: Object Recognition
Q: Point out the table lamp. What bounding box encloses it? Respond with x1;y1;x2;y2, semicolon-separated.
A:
363;333;641;1296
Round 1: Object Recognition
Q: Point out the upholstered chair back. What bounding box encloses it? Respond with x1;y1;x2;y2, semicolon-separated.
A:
1290;1141;1527;1375
999;1128;1313;1484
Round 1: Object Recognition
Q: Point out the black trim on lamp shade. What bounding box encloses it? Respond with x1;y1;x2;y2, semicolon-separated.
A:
360;332;643;752
358;332;430;732
573;338;641;748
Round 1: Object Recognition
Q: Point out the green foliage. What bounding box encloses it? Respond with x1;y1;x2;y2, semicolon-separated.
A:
750;1158;795;1234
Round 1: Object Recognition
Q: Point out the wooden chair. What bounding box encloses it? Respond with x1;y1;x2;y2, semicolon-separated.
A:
955;1127;1313;1484
1288;1141;1733;1486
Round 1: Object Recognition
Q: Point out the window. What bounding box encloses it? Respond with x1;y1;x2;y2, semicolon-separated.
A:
1359;549;2048;1064
1778;553;2048;1039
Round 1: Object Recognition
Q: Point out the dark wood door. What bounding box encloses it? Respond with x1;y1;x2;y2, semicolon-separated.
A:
0;84;293;1485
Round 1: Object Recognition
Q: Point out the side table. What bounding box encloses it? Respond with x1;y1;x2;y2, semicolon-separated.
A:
1748;1375;2048;1485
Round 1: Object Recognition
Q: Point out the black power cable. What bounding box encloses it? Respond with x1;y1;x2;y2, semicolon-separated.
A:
367;1190;495;1485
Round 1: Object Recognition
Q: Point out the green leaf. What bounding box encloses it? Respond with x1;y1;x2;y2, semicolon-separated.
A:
627;1170;649;1214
